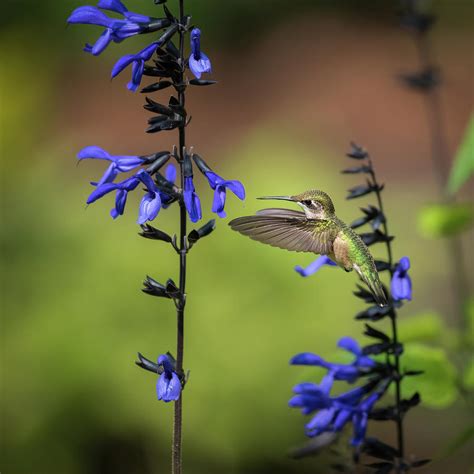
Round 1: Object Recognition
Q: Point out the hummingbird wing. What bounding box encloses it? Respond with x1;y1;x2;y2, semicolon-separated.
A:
229;210;338;255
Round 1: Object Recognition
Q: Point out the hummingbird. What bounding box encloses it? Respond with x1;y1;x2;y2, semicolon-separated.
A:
229;190;388;307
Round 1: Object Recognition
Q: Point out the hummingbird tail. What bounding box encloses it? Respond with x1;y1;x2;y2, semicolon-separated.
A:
354;264;388;307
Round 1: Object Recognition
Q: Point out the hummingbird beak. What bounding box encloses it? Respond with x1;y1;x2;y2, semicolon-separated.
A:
257;196;295;202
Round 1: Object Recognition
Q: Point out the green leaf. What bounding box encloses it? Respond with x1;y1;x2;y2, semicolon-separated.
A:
447;116;474;194
401;343;458;408
463;357;474;389
418;203;474;238
398;312;443;343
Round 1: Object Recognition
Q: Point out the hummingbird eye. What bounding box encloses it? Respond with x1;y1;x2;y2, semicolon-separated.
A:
303;200;312;206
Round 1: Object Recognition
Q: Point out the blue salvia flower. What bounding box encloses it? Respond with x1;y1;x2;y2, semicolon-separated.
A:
161;164;177;208
290;336;378;383
391;256;412;301
111;41;161;91
156;354;181;402
136;170;162;225
350;389;385;446
289;378;381;441
78;146;143;187
206;172;245;218
183;154;202;223
87;175;140;218
183;177;202;223
192;154;245;218
188;28;212;79
295;255;337;277
68;0;153;56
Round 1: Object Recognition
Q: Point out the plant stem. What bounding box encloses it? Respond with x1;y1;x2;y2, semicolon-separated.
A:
368;156;405;466
172;1;186;473
413;30;469;329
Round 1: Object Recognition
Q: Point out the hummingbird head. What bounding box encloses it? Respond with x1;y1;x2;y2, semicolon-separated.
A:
258;190;335;219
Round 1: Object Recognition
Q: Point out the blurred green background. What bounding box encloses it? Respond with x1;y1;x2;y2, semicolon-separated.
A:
1;1;473;473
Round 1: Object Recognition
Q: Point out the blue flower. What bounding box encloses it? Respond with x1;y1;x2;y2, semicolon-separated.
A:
188;28;212;79
289;378;380;440
87;175;140;218
391;256;412;301
78;146;143;186
203;171;245;218
156;354;181;402
68;0;152;56
183;176;202;223
350;390;383;446
136;170;162;225
160;164;177;208
111;41;161;91
295;255;337;277
290;336;377;383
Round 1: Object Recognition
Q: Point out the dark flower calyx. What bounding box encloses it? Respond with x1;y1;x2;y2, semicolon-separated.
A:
346;142;368;160
355;305;393;322
359;230;394;247
139;224;173;243
364;324;390;342
347;182;384;200
136;352;163;374
142;275;171;298
400;67;439;91
188;219;216;249
189;79;217;86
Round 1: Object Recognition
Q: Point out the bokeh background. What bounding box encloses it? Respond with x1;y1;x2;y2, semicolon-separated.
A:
1;0;473;473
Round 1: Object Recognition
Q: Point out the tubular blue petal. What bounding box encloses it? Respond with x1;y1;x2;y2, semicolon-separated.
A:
333;409;352;431
128;60;144;91
290;353;327;367
294;255;337;277
111;41;159;90
111;54;136;78
337;336;361;355
112;188;127;218
157;372;181;402
87;182;117;204
391;273;412;301
78;146;111;161
138;192;161;224
319;373;335;395
292;383;322;395
97;0;128;14
97;163;118;186
184;177;202;223
158;354;173;372
165;164;177;183
188;53;211;79
306;407;336;432
224;180;245;200
136;170;157;192
114;156;143;172
190;28;201;57
166;372;182;401
91;28;113;55
356;355;377;368
67;6;110;27
123;12;151;23
398;256;411;272
351;412;368;446
211;187;226;216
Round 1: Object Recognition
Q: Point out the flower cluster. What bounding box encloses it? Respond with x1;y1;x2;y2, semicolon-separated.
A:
289;144;422;470
79;146;244;224
289;337;390;446
68;0;212;91
70;0;244;426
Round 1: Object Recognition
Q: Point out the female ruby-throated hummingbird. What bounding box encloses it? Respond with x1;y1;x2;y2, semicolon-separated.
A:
229;190;388;307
